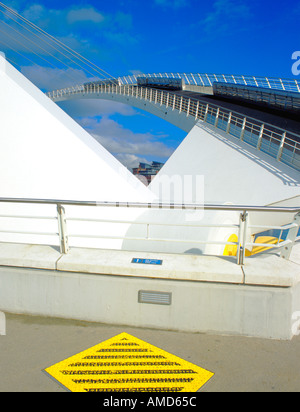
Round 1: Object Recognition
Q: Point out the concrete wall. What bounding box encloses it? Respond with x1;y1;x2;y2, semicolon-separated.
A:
0;243;299;340
0;264;295;340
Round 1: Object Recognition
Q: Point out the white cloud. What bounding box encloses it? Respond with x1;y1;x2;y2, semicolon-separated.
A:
1;3;137;75
81;116;174;166
22;4;106;29
21;64;87;90
154;0;189;8
67;7;105;25
59;100;136;118
22;4;45;21
201;0;252;35
114;153;149;170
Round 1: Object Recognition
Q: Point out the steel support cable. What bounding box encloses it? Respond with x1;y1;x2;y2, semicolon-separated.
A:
0;26;83;88
0;24;65;71
0;9;105;83
0;10;94;83
0;37;86;89
0;2;117;83
0;18;70;71
0;10;113;82
0;9;100;83
0;37;41;69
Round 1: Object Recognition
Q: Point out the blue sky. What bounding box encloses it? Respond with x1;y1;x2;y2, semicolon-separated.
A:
1;0;300;169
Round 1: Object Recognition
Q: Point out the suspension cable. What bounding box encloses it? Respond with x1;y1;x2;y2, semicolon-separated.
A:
0;2;118;84
0;17;102;84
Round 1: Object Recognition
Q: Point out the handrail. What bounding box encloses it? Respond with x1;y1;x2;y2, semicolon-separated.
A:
0;197;299;265
118;72;300;93
0;197;300;213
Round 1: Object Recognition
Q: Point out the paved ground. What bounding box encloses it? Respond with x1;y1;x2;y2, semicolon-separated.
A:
0;312;300;392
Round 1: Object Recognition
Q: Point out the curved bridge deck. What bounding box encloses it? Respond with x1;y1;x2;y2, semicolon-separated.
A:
47;83;300;172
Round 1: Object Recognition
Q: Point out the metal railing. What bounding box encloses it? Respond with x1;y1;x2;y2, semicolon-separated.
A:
213;83;300;112
118;72;300;93
0;197;299;266
47;83;300;172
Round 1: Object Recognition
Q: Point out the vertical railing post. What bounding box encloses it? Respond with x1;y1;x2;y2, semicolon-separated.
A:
172;94;176;111
195;100;200;119
237;211;248;266
204;104;209;122
57;204;69;254
179;96;183;113
257;124;264;150
240;117;247;141
214;107;220;127
226;112;232;133
280;213;300;260
277;132;286;161
186;98;190;117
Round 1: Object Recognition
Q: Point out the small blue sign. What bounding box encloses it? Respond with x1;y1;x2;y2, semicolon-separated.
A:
131;258;163;265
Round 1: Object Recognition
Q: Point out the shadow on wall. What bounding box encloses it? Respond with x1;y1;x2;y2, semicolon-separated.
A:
122;208;241;257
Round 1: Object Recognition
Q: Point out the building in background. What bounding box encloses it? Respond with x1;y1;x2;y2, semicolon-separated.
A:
132;161;164;185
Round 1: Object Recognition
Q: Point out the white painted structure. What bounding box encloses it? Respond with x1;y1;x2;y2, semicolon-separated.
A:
150;121;300;255
0;53;156;249
0;54;153;203
152;122;300;206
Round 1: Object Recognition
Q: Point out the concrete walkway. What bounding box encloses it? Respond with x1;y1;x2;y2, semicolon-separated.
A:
1;312;300;392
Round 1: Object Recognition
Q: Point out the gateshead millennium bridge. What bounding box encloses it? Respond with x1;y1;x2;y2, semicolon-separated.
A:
47;72;300;172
